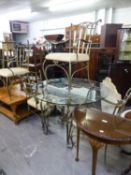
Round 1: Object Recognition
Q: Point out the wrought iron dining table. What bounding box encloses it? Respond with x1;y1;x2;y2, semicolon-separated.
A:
36;77;108;146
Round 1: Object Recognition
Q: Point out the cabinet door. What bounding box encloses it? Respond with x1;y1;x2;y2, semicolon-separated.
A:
116;28;131;61
110;63;131;97
100;24;122;48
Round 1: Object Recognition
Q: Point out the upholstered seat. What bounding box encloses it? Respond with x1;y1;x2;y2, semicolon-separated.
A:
27;95;55;134
0;67;29;77
46;53;89;62
121;109;131;118
24;72;55;134
27;96;52;111
44;21;101;80
0;43;31;96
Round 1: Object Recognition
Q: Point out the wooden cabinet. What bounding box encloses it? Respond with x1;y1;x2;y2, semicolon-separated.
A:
116;28;131;60
110;28;131;98
109;61;131;97
100;24;122;48
73;48;115;80
73;48;100;79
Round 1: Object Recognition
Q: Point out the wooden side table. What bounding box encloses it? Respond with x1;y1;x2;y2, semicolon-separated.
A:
121;111;131;175
74;108;131;175
0;84;31;123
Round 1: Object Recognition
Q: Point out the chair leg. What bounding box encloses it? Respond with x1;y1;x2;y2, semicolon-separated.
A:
70;125;76;148
66;118;75;148
104;144;108;164
40;109;49;135
0;169;6;175
40;104;54;135
120;146;131;155
121;164;131;175
75;127;80;161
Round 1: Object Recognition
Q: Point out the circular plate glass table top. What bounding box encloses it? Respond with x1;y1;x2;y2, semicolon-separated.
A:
36;78;108;106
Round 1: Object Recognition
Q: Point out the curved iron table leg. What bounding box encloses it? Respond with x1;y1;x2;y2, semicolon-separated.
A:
0;169;6;175
121;164;131;175
59;105;75;148
40;101;54;135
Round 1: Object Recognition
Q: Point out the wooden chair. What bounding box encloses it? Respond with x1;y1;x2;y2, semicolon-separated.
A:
28;46;44;78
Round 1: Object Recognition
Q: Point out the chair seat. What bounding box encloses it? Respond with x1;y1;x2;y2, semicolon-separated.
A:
121;109;131;119
0;67;29;77
27;97;53;111
46;53;89;62
28;63;42;67
101;77;122;114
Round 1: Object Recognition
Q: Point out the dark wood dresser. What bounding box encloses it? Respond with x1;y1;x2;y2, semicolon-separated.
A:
109;61;131;97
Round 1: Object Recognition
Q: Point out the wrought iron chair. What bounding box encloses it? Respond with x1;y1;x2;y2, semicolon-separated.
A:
44;20;101;84
101;77;122;115
24;71;54;134
101;77;131;163
101;77;131;115
0;42;30;96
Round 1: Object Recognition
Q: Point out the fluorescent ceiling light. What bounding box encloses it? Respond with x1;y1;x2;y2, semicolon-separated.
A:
48;0;99;12
45;0;73;7
4;8;37;20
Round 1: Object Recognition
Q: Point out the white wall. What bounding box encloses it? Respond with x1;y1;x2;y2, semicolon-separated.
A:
105;8;114;23
29;8;121;42
1;6;131;44
29;11;96;42
113;7;131;25
28;20;44;44
0;16;10;48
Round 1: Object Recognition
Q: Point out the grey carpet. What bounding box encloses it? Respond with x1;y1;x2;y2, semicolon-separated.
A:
0;113;130;175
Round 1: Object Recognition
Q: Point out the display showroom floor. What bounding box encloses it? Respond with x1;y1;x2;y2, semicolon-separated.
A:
0;111;130;175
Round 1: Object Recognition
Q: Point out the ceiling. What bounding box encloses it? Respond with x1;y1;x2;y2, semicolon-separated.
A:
0;0;131;21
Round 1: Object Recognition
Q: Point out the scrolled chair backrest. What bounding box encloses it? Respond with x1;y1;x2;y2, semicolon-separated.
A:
123;88;131;102
15;43;33;67
65;19;101;54
1;41;16;68
101;77;131;115
23;71;42;99
101;77;122;115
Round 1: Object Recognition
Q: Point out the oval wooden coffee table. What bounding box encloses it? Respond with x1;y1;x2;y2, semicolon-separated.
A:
74;108;131;175
121;110;131;175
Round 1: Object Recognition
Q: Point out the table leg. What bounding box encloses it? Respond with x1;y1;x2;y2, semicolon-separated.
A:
40;102;54;135
60;105;74;147
40;108;49;134
0;169;6;175
88;137;103;175
66;117;74;147
11;104;17;115
6;78;11;97
121;164;131;175
75;127;80;161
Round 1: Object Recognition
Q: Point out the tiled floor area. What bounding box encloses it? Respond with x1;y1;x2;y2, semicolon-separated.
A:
0;113;130;175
